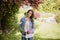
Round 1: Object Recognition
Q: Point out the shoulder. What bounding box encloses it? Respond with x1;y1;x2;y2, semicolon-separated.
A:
20;16;26;22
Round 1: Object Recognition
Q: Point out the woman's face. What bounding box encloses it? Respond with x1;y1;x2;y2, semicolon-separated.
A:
27;11;32;18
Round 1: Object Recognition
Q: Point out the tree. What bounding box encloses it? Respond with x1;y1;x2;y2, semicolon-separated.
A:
38;0;60;12
0;0;44;34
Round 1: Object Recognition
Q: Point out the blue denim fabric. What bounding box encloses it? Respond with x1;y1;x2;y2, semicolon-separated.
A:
19;16;35;34
22;37;33;40
22;37;26;40
28;37;33;40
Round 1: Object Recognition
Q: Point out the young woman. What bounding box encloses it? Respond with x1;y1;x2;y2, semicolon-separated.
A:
20;10;35;40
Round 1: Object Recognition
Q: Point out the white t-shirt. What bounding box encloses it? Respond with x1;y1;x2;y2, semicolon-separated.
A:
25;21;30;32
23;21;34;38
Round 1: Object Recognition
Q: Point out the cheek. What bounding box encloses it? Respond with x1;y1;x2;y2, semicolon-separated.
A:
30;14;32;16
29;14;32;16
28;14;32;16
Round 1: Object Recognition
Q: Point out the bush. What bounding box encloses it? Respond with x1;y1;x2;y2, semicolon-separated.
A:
55;12;60;23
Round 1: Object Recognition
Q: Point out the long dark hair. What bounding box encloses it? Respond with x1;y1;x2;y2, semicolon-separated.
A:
27;10;34;28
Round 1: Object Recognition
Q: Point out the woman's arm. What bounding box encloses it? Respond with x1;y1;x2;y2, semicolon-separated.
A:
19;18;23;33
19;18;26;35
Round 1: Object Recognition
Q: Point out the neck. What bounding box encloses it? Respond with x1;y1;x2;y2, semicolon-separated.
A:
27;16;30;19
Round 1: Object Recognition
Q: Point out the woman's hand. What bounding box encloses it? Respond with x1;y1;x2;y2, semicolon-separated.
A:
22;31;26;35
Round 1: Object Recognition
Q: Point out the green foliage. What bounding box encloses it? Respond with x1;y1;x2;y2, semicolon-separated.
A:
55;12;60;23
0;0;60;40
1;0;19;31
38;0;60;22
0;1;20;40
38;0;60;12
0;31;21;40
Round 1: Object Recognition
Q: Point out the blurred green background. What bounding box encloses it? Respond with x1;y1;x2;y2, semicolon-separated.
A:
0;0;60;40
